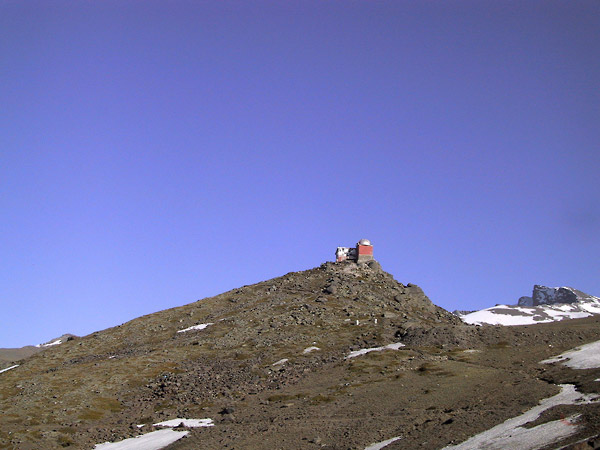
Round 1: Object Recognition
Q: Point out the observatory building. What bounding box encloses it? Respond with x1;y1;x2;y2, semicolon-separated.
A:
336;239;373;263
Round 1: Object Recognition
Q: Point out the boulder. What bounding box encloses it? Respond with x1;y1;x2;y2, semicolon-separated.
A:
517;296;533;306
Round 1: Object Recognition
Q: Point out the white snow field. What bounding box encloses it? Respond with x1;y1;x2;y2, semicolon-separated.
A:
442;384;599;450
540;340;600;369
94;429;189;450
346;342;405;359
176;323;213;333
460;305;593;326
94;418;214;449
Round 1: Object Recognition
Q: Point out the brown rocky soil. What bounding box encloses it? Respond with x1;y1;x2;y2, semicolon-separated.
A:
1;261;599;449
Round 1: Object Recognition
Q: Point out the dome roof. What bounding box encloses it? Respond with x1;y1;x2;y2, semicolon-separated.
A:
357;239;372;246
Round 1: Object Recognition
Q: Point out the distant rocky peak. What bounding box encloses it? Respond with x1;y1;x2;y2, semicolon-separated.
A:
530;285;599;306
517;296;533;307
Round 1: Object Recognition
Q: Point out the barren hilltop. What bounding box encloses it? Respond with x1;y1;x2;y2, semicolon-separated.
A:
1;260;600;449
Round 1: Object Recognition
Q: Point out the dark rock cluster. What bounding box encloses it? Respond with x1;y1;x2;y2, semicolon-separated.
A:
517;285;599;307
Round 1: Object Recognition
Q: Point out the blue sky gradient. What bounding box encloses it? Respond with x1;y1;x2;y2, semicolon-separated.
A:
2;1;599;347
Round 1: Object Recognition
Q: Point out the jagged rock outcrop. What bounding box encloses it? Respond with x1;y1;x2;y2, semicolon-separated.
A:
531;285;599;306
517;296;533;306
518;286;600;307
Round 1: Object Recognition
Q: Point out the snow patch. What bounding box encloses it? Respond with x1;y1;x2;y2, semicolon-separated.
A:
540;340;600;369
272;358;288;366
154;418;214;428
364;436;401;449
177;323;213;333
36;339;63;348
346;342;405;359
579;302;600;314
95;418;214;449
0;364;19;374
303;346;320;354
544;309;590;320
94;429;189;450
442;384;599;450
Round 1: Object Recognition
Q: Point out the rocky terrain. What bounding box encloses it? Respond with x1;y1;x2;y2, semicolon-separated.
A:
1;261;600;449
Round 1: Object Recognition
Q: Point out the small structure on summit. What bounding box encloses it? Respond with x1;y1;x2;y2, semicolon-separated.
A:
336;239;373;263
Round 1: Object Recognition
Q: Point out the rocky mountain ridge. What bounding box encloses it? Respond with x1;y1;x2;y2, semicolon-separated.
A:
519;285;600;307
458;285;600;327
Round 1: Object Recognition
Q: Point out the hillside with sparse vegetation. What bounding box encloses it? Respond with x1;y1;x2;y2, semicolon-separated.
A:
1;261;600;449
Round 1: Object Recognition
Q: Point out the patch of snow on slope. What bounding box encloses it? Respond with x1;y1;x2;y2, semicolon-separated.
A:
545;306;590;320
36;339;63;348
154;418;214;428
0;365;19;374
95;418;214;449
442;384;599;450
364;436;401;449
303;346;320;354
544;309;591;320
555;304;575;312
272;358;288;366
580;301;600;314
540;340;600;369
346;342;405;359
513;306;537;314
94;429;189;450
177;323;213;333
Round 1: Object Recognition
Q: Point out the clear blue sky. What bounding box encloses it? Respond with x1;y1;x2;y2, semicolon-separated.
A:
1;1;599;348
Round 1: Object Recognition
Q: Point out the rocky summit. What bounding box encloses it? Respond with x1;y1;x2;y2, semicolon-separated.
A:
1;261;600;450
